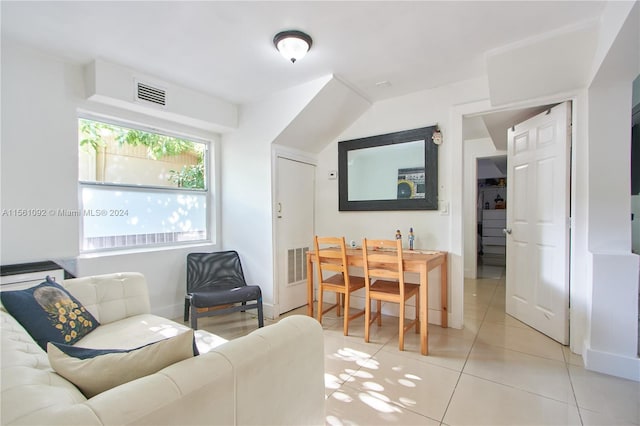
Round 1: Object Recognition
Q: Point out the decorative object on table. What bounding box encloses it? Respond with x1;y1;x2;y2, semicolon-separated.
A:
408;227;415;250
395;229;402;240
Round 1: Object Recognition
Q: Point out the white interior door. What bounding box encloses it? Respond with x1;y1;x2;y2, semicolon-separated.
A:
276;157;315;314
506;102;571;344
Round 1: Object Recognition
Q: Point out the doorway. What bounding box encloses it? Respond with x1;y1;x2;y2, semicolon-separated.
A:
476;158;507;279
504;102;571;344
275;156;315;315
462;101;570;344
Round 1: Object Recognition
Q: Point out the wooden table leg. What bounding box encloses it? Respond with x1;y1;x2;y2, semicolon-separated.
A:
420;263;428;355
441;254;448;328
306;253;314;317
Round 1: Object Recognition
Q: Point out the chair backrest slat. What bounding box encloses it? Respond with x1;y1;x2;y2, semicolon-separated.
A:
366;268;399;280
314;236;350;285
362;238;405;293
318;262;344;273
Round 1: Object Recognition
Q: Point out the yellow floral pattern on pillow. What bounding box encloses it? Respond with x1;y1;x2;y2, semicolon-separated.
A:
33;286;95;343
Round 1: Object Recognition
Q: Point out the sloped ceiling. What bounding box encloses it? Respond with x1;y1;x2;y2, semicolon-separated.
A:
481;105;556;151
478;157;507;179
463;104;555;151
273;77;370;153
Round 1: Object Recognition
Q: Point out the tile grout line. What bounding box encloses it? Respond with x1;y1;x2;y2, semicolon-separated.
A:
438;277;500;425
562;344;585;425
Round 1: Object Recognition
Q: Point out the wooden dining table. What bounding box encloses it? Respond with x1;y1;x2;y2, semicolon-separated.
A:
305;247;448;355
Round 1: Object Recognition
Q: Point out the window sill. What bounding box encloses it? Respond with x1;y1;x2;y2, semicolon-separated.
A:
77;241;216;260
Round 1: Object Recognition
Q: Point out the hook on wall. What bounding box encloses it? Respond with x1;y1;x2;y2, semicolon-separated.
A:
432;126;443;145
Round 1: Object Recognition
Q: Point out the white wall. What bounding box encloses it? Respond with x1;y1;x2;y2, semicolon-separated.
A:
220;76;332;318
1;40;82;262
315;77;489;327
583;2;640;381
1;40;221;319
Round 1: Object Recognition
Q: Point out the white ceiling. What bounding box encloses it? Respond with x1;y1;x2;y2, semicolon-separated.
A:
1;1;607;105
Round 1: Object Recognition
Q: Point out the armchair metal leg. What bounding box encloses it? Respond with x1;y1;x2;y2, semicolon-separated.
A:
190;305;198;330
257;297;264;328
184;297;191;322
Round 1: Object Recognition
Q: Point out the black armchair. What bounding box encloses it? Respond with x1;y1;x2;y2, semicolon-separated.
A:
184;251;264;330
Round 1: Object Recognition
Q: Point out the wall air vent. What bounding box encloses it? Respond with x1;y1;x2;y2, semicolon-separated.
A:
135;81;166;107
287;247;308;284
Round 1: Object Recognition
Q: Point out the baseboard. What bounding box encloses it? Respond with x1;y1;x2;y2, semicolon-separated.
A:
155;302;278;323
263;303;277;320
584;347;640;382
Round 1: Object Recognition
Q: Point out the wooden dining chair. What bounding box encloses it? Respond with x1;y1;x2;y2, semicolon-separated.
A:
314;236;366;336
362;238;420;351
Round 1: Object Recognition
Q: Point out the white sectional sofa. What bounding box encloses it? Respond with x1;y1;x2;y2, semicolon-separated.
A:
0;272;325;425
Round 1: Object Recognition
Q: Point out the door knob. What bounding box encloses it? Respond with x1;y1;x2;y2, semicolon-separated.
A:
503;228;512;235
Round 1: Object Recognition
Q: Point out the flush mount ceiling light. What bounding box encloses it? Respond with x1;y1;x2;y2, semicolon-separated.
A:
273;30;312;63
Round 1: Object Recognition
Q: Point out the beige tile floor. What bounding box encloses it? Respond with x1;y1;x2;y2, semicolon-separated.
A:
180;272;640;426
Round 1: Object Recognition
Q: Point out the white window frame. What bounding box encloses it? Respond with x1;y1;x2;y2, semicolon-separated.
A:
77;113;215;253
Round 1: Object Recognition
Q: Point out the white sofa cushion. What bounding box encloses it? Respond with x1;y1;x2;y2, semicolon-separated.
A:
48;330;196;398
63;273;151;325
0;309;90;425
72;313;227;354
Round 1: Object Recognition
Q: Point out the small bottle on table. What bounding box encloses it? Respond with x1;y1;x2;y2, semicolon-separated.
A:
408;227;415;250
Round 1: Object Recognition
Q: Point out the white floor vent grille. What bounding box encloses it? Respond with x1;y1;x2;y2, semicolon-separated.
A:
287;247;308;284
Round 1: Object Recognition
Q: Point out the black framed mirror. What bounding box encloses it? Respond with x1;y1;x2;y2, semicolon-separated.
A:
338;126;438;211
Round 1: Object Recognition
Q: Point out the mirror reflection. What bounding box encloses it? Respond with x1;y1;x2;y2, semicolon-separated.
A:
347;140;425;201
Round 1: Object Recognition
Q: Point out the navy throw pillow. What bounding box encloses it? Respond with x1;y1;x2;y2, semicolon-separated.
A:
1;276;100;350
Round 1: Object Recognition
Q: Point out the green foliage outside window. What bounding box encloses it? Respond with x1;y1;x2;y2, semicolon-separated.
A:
79;119;205;189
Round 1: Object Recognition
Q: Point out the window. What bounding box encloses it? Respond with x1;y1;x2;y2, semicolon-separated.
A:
78;117;210;252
